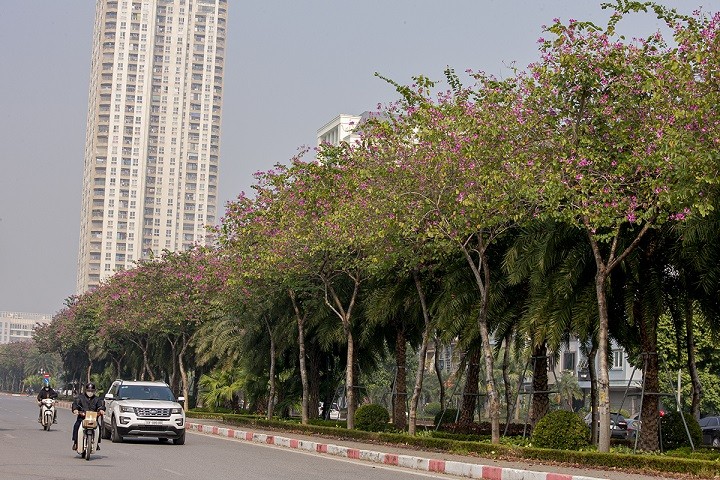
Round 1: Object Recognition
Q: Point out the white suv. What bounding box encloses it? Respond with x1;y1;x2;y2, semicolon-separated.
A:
102;380;186;445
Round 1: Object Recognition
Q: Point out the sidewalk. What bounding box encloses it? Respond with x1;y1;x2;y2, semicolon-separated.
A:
186;418;674;480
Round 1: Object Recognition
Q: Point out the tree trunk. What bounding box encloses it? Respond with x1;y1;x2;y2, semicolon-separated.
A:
460;234;500;443
479;318;501;443
637;298;661;451
530;343;549;428
511;357;530;425
290;290;310;424
393;325;408;431
587;341;599;446
266;320;276;420
308;347;321;419
167;338;179;393
178;338;190;411
132;337;154;381
434;334;445;409
345;331;355;429
594;268;612;452
458;349;481;428
585;218;652;452
502;335;512;428
408;269;432;435
322;275;361;429
684;296;702;421
86;356;93;384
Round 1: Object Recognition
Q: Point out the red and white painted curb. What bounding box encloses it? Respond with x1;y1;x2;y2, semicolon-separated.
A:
187;422;608;480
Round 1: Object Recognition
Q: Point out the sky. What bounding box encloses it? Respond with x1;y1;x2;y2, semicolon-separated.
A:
1;1;718;316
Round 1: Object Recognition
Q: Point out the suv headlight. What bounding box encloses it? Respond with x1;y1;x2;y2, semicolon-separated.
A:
120;405;134;413
170;407;183;414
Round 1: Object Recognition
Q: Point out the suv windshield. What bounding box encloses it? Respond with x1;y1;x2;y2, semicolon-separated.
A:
118;385;175;401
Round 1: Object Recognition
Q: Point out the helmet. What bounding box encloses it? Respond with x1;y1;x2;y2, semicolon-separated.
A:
85;382;96;395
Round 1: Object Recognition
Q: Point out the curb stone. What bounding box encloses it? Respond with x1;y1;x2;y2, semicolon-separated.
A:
187;422;609;480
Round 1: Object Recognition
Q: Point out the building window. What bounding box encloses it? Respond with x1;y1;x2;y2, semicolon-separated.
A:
612;350;624;370
563;351;576;372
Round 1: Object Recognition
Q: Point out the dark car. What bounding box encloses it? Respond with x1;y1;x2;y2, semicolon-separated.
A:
699;416;720;447
584;412;628;439
626;409;665;438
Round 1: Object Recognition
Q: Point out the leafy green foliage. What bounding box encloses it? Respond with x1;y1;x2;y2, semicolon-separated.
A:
532;410;590;450
660;411;702;450
423;402;441;417
354;404;390;432
434;408;458;426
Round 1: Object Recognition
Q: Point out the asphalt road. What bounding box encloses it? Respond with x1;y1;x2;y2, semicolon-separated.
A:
0;393;457;480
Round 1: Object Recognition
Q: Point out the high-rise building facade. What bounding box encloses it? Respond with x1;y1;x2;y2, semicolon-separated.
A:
0;312;52;344
77;0;227;293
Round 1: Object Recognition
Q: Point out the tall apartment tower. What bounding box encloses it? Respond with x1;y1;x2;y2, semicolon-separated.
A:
77;0;227;293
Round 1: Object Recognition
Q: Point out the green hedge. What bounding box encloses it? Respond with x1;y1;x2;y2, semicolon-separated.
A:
661;411;702;450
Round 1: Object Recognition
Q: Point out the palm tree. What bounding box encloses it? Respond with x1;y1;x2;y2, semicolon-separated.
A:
363;271;424;431
670;209;720;420
555;371;582;411
504;220;598;428
198;367;247;412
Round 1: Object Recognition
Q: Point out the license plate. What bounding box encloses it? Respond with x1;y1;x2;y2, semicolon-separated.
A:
147;420;163;425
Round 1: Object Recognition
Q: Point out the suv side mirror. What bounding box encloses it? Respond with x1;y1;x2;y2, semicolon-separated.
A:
104;393;114;400
177;396;185;403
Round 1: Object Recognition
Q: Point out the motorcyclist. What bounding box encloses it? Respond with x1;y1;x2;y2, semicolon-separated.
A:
71;382;105;451
36;381;58;424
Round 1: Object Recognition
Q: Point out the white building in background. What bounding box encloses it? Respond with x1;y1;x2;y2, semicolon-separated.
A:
0;312;52;344
552;338;642;414
317;112;382;147
77;0;228;293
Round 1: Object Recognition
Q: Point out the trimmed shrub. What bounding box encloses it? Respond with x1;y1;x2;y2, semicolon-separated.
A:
434;408;458;426
532;410;590;450
354;404;390;432
423;402;442;417
661;411;702;450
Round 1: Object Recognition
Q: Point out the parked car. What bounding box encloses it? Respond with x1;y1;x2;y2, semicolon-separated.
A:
584;412;628;439
699;415;720;447
318;402;341;420
626;410;666;438
626;414;640;438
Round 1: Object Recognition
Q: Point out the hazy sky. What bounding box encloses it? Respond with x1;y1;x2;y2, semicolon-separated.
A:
1;1;718;316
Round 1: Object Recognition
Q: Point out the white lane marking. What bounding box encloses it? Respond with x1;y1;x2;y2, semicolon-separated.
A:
4;434;16;438
162;468;186;476
187;431;451;479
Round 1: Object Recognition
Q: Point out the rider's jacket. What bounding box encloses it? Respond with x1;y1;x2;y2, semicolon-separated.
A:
37;388;58;401
72;394;105;415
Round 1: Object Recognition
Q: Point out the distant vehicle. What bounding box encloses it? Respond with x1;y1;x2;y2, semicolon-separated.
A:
699;416;720;447
319;402;341;420
584;412;628;439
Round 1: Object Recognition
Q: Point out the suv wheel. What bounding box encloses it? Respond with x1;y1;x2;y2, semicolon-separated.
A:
101;422;111;440
713;437;720;448
173;430;185;445
111;417;124;443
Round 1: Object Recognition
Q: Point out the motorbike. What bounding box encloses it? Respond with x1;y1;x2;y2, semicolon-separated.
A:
76;410;102;460
39;398;56;431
